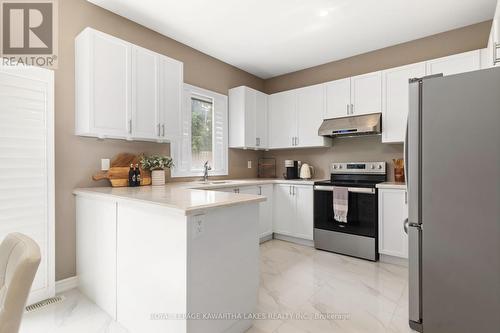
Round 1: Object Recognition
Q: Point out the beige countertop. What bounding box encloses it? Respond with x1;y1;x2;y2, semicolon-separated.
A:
376;182;407;190
73;178;323;215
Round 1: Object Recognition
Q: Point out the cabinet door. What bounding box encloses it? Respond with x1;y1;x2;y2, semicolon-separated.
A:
91;31;131;137
378;189;408;258
350;71;382;116
257;185;273;239
293;186;314;240
296;84;326;147
244;89;257;148
131;46;159;140
159;56;183;141
325;78;351;119
255;91;268;149
273;184;295;236
268;90;297;149
426;50;481;76
382;62;426;143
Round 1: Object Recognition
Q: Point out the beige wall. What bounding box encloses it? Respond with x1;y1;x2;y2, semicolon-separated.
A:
263;20;491;182
264;20;492;94
56;0;264;280
56;0;491;280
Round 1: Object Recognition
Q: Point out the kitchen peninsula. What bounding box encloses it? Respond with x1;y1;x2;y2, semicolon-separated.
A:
74;183;266;333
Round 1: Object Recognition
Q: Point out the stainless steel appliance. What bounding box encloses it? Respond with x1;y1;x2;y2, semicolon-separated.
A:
318;112;381;137
313;162;386;261
406;68;500;332
284;160;300;179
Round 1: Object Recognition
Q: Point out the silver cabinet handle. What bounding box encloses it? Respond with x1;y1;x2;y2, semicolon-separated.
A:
162;124;165;137
347;104;349;115
351;104;354;114
157;124;161;136
295;137;299;146
129;119;132;134
289;186;292;195
292;186;295;195
404;218;409;234
258;186;262;195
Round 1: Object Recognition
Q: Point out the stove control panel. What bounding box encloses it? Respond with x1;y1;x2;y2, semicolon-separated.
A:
331;162;386;174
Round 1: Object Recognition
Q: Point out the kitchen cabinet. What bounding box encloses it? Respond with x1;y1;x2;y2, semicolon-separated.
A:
378;188;408;258
273;184;313;241
228;86;268;149
268;90;297;149
75;28;183;142
481;1;500;69
296;84;328;147
382;62;426;143
214;185;273;240
131;46;159;140
324;71;382;119
426;50;481;76
350;71;382;116
325;78;351;119
269;86;330;149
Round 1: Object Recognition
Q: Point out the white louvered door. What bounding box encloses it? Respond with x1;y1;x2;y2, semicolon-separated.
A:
0;64;55;304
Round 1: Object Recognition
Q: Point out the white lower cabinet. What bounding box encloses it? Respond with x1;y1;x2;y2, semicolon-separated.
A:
378;188;408;258
273;184;314;241
216;185;273;239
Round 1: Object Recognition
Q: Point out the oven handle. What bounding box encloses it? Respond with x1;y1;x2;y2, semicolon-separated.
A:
313;185;376;194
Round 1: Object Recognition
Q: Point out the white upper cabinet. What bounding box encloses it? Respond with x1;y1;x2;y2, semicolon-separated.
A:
228;86;268;149
269;86;330;149
296;84;327;147
268;90;297;149
76;28;131;138
324;71;382;119
131;46;159;140
382;62;426;143
75;28;183;142
325;78;351;119
350;71;382;116
159;55;183;141
482;1;500;69
426;50;481;76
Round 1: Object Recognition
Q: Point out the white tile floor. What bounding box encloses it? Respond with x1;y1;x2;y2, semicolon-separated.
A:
20;240;414;333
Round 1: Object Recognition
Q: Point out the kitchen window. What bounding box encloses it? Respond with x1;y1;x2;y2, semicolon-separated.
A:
171;84;228;177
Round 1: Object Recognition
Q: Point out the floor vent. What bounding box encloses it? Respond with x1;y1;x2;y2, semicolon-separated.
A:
25;296;64;312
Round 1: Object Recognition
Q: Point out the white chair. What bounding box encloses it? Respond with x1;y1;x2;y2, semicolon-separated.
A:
0;233;41;333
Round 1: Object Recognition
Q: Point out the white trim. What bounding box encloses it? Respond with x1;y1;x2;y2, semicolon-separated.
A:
380;255;408;267
273;233;314;247
55;276;79;294
171;84;228;178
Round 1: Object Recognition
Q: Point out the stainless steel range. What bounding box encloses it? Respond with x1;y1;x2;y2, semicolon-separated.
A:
313;162;387;261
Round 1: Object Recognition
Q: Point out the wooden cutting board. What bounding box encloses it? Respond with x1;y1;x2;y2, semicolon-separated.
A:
92;153;151;187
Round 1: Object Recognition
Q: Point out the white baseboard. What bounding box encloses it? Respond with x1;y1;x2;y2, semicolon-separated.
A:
55;276;79;294
380;254;408;267
273;233;314;247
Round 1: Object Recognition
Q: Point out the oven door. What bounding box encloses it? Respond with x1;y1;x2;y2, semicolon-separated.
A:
314;185;378;237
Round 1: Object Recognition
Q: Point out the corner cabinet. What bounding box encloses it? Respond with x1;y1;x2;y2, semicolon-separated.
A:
273;184;313;241
75;28;183;142
268;84;331;149
378;188;408;258
228;86;268;149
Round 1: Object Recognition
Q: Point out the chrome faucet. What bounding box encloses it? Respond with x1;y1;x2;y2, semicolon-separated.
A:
202;161;211;182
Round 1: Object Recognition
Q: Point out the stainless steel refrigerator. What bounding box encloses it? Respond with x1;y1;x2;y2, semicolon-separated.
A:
405;68;500;333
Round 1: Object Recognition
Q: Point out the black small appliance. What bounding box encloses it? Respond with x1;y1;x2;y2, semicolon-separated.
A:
284;160;300;179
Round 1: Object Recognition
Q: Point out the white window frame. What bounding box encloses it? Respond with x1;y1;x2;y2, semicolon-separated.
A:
171;84;228;178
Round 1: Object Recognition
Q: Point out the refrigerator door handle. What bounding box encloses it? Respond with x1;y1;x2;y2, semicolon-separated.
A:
404;218;409;234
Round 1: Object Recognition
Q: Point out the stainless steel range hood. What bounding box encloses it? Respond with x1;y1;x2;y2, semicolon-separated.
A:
318;112;382;137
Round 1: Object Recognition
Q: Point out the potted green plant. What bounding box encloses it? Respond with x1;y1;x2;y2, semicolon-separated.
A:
140;155;174;186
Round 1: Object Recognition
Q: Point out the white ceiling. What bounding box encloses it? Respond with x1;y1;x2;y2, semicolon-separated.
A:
88;0;496;79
